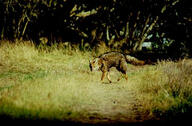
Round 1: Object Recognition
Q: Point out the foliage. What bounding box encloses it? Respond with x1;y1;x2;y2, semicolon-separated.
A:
0;0;191;57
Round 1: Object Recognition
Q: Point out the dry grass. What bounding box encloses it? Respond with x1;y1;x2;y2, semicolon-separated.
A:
132;59;192;119
0;41;138;123
0;40;192;123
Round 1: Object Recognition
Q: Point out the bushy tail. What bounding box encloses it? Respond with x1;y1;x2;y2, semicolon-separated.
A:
125;55;145;65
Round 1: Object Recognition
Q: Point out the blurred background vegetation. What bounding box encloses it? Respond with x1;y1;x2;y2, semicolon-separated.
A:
0;0;191;60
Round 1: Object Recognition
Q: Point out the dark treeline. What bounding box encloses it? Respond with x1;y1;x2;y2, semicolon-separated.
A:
0;0;191;60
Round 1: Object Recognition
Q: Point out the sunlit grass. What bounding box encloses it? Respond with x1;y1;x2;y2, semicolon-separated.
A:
131;60;192;119
0;40;192;123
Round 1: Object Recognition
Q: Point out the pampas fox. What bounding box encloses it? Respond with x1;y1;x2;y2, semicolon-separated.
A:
89;52;145;83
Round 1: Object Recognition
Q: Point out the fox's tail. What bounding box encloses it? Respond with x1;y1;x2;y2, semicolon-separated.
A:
125;55;145;65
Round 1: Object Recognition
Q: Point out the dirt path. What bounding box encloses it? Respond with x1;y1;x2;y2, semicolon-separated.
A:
86;94;142;123
79;81;146;124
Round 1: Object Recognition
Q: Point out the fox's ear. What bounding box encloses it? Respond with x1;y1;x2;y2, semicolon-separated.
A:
89;59;93;64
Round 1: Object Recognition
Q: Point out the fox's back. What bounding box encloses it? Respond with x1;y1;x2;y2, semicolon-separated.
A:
99;52;125;67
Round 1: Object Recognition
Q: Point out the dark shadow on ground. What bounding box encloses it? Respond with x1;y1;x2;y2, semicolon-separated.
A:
0;113;191;126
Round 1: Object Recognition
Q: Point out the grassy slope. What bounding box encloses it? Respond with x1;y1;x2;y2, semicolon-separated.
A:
0;41;192;123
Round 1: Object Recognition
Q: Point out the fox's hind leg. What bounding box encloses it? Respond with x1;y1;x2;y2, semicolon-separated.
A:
117;74;122;81
123;73;128;81
118;59;128;81
117;72;128;81
121;70;128;81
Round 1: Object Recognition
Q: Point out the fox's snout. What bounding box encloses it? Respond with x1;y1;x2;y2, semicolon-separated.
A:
89;59;101;72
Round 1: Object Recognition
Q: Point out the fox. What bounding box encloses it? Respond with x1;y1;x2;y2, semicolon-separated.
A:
89;52;145;83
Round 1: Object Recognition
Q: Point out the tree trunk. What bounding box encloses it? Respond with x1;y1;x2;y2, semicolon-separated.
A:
1;27;4;39
125;21;129;38
20;19;29;40
133;16;159;51
106;26;110;41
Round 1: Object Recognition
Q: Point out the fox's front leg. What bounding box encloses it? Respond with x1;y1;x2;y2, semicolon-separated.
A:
107;72;112;83
100;61;109;83
101;71;112;83
101;71;106;82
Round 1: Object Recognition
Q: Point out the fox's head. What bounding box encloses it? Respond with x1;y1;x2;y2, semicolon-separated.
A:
89;58;102;71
